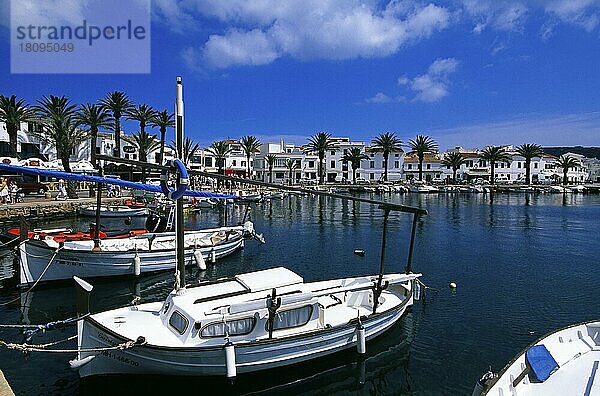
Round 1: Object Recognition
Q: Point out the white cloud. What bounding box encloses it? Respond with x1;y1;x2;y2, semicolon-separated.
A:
545;0;600;32
365;92;394;103
399;57;459;103
460;0;528;32
169;0;450;69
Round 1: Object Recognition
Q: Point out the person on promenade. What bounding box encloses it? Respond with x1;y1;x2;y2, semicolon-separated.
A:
9;182;18;204
55;179;68;200
0;178;9;204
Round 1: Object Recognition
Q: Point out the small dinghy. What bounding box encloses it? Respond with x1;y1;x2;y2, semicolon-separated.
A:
78;205;149;218
73;267;421;378
474;321;600;396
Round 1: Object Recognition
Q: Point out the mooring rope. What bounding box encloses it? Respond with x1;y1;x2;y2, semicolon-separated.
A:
0;335;145;354
0;246;63;307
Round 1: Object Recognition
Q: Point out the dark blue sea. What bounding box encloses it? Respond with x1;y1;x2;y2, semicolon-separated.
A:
1;192;599;395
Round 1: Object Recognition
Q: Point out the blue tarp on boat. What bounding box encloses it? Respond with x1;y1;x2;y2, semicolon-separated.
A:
0;164;236;200
526;344;559;382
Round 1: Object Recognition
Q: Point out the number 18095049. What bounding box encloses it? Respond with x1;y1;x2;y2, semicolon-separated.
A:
19;43;75;52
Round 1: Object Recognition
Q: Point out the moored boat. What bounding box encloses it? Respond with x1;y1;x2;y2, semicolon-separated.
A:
474;320;600;396
18;222;263;285
78;205;149;218
74;267;421;378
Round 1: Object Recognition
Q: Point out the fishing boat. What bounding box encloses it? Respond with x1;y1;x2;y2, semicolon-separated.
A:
409;184;439;193
473;320;600;396
548;186;571;193
78;205;149;218
73;267;421;378
18;222;263;285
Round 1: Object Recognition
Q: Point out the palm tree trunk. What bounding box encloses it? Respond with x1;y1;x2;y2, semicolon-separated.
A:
159;128;166;165
247;154;251;179
418;160;423;181
525;159;531;185
7;124;18;158
453;168;457;183
352;166;356;184
269;167;273;183
319;155;324;185
114;116;121;158
60;156;78;198
563;169;568;186
383;155;388;181
90;127;98;167
490;161;495;185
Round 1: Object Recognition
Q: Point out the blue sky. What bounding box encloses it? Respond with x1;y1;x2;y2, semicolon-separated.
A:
1;0;600;150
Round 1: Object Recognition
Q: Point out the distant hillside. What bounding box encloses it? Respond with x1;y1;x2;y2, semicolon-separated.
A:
543;147;600;159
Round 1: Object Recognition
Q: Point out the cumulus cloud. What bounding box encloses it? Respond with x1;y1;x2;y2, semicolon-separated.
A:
545;0;600;32
399;57;459;103
168;0;450;69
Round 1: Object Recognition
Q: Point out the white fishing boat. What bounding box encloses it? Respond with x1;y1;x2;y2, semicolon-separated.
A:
570;185;587;193
409;184;439;193
468;185;486;193
78;205;149;218
548;186;571;193
18;222;263;285
73;267;421;378
474;320;600;396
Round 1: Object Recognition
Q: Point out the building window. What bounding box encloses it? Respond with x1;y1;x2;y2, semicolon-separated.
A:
205;157;213;167
370;161;375;169
534;163;538;169
426;164;431;170
480;160;486;167
394;161;399;169
275;172;285;179
408;164;412;170
517;162;521;168
241;161;246;167
232;160;236;166
330;160;335;168
495;163;498;168
395;153;399;157
507;174;511;180
370;173;374;180
308;160;315;168
124;154;129;159
343;149;348;154
330;150;336;155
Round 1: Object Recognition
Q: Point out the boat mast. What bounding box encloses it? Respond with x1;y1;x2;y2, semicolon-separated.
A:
92;166;103;252
175;76;185;290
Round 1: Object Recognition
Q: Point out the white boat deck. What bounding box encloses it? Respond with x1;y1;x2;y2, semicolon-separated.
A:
485;321;600;396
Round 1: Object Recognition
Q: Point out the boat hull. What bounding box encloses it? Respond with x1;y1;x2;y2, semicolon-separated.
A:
19;235;244;285
77;296;412;377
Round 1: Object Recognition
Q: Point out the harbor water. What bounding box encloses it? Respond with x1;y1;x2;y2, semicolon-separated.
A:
1;192;599;395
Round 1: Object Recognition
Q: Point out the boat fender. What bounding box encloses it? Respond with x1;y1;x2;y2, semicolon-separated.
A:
224;340;236;379
210;249;216;263
160;159;188;200
133;254;141;276
414;281;421;301
194;249;206;270
69;355;95;370
356;323;366;354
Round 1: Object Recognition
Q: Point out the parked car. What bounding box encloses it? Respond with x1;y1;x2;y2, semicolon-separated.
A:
0;175;48;195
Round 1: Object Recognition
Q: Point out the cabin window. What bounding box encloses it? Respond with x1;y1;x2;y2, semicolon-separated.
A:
201;317;256;338
169;311;189;335
268;305;313;331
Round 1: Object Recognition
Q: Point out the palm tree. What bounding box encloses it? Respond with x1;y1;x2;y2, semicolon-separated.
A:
240;135;261;179
408;135;438;181
341;147;369;184
441;152;467;183
100;91;132;158
479;146;512;185
150;110;174;165
33;95;87;198
126;104;155;134
168;137;200;166
555;155;581;186
75;103;112;167
285;159;298;186
305;132;337;185
516;143;544;185
208;140;233;187
370;132;403;182
0;95;33;158
265;154;277;183
132;130;160;182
